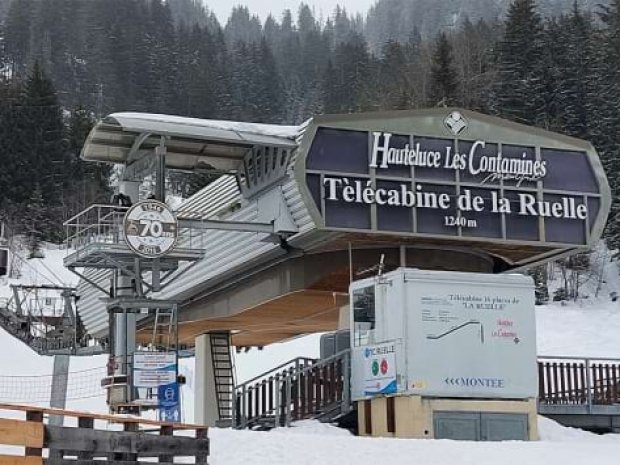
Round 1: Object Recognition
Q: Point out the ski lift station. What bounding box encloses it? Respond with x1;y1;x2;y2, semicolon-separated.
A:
1;108;614;440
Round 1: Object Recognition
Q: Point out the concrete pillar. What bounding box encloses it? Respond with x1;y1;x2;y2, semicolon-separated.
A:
369;397;392;437
49;355;70;426
194;334;220;426
338;304;350;330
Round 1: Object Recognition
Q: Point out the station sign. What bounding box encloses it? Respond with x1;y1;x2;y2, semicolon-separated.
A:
124;200;178;258
297;109;610;249
133;351;177;388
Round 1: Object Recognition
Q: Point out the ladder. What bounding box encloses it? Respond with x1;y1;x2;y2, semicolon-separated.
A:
209;332;235;425
151;307;176;350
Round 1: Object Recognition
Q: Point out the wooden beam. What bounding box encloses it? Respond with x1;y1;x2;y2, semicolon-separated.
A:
0;456;41;465
45;461;172;465
0;419;44;448
0;404;205;430
45;426;209;457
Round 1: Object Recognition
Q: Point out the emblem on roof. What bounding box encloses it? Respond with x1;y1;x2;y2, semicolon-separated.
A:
124;200;178;258
444;111;468;136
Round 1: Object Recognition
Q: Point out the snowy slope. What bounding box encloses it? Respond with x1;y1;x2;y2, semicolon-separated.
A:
206;418;620;465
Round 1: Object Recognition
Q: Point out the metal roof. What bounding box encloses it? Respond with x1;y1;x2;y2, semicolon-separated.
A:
81;112;300;171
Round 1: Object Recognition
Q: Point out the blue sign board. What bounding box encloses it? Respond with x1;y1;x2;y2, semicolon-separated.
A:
158;382;181;423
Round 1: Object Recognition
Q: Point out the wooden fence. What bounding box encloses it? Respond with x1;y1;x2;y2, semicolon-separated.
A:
0;403;208;465
538;357;620;406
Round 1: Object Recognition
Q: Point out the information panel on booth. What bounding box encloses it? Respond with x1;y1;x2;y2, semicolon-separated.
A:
405;272;537;399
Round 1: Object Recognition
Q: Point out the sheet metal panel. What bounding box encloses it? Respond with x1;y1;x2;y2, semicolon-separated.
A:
75;148;318;336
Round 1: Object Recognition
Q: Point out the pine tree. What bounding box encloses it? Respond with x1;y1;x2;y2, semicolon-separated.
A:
322;33;373;113
377;41;415;110
20;62;68;239
428;32;459;107
493;0;546;126
596;0;620;253
66;107;110;211
554;5;597;138
3;0;34;78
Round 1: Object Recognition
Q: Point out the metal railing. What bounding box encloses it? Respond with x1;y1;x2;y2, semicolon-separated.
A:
233;350;352;429
538;356;620;411
63;204;207;251
64;204;129;248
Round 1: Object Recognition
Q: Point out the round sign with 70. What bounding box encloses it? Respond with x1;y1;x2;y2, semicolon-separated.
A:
123;200;178;258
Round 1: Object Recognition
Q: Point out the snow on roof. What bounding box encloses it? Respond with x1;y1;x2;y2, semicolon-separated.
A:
82;112;302;168
109;112;303;140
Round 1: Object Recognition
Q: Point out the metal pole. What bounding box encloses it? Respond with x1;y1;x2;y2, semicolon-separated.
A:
155;138;166;202
285;376;292;427
585;358;593;414
273;380;280;429
242;384;248;429
342;351;351;415
348;242;353;284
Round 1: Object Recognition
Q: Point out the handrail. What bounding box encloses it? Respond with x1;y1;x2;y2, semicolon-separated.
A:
63;204;129;227
233;349;351;429
538;355;620;363
0;402;203;429
236;356;317;390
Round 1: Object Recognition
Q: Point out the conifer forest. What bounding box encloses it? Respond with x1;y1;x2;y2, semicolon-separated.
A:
0;0;619;263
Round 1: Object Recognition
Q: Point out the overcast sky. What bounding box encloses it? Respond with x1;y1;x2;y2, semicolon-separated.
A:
206;0;377;23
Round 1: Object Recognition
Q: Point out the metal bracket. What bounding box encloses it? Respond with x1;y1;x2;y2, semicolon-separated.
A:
68;268;109;295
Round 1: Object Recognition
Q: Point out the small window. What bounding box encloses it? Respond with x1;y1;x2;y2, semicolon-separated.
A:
0;249;7;276
353;285;376;347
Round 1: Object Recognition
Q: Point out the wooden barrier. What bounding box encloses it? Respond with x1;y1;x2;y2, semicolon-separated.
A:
538;357;620;406
0;404;208;465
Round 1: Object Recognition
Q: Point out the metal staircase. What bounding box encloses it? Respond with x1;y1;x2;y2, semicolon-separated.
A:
210;332;235;425
233;350;353;430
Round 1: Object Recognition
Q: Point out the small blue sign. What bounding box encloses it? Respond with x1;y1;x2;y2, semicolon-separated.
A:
158;382;181;422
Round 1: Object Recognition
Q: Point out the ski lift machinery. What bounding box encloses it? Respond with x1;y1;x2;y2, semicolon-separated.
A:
69;113;298;415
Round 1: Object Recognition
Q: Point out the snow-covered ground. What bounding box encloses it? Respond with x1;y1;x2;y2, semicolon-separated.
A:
206;418;620;465
1;243;620;463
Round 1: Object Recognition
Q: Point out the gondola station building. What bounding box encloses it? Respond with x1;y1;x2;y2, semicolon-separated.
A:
66;108;609;440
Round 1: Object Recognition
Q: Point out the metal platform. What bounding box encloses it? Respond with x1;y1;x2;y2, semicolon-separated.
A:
64;204;204;272
64;242;204;270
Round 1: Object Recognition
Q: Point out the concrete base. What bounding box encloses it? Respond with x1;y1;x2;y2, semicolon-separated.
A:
194;334;220;426
358;396;538;440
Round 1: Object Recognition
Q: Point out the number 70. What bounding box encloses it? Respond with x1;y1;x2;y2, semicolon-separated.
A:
139;219;163;237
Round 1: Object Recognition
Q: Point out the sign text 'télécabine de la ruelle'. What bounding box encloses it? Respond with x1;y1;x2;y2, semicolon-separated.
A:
300;110;609;246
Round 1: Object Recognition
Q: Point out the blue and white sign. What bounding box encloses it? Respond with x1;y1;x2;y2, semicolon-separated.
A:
133;351;177;388
362;342;397;396
158;382;181;423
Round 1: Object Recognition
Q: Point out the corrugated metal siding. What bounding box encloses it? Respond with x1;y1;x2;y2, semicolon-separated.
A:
75;125;318;337
76;268;111;338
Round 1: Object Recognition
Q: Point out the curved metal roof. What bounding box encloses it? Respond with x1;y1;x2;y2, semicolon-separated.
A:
81;112;300;171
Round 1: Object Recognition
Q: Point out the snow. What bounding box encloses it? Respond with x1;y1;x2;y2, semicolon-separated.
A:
109;112;302;140
1;243;620;463
536;301;620;358
0;242;77;300
206;417;620;465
